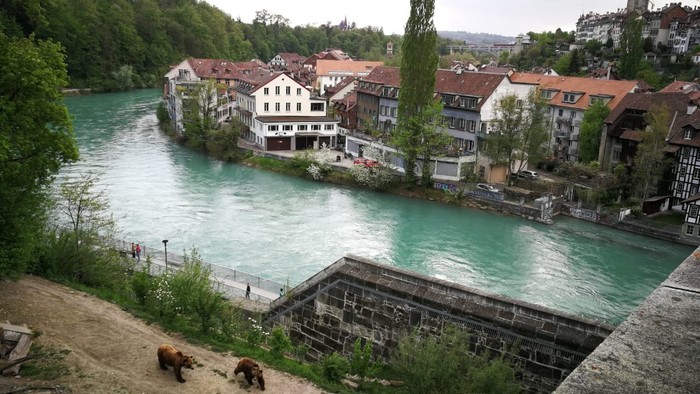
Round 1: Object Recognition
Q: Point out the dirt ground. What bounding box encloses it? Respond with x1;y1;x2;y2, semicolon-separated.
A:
0;275;325;393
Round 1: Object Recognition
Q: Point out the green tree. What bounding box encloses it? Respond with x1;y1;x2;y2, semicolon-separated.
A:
395;0;439;186
578;100;611;163
181;80;221;149
619;18;644;80
631;104;672;203
0;33;78;279
481;91;550;184
415;101;453;186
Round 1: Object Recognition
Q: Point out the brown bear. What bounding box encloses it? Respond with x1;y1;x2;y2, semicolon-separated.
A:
157;344;194;383
234;357;265;391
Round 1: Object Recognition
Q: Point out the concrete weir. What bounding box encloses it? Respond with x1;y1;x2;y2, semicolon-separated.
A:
266;255;614;392
555;248;700;393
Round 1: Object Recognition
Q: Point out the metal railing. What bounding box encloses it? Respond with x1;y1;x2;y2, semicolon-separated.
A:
109;238;284;302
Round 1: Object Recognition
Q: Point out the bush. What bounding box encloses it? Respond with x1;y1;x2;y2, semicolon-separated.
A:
168;248;226;333
268;326;293;357
350;338;378;377
390;325;518;394
321;352;350;382
130;258;154;305
245;316;267;348
156;101;170;123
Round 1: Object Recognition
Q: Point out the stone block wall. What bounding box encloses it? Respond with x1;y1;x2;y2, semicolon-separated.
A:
266;255;613;392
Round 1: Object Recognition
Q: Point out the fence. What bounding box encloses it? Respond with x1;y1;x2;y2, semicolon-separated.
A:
109;238;284;302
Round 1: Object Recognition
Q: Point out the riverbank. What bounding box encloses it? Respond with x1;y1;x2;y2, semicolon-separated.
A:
62;88;93;96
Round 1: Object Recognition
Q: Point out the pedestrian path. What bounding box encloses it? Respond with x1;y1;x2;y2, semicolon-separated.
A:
112;238;283;303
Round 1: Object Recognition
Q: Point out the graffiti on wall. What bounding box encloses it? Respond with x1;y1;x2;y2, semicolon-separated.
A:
569;207;599;222
434;182;459;192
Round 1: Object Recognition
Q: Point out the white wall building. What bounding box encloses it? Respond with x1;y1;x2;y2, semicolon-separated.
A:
234;72;339;151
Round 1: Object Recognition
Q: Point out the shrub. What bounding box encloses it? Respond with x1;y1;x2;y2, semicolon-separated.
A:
321;352;350;382
350;338;378;377
245;316;267;348
390;325;518;394
156;101;170;123
130;258;154;305
168;248;226;333
146;275;178;319
268;326;293;357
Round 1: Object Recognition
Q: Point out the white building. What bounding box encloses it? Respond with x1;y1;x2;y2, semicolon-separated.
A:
163;58;267;134
233;72;339;151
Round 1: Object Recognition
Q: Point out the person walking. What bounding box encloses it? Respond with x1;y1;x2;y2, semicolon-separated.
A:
279;288;284;297
245;283;251;299
135;243;141;262
131;242;136;259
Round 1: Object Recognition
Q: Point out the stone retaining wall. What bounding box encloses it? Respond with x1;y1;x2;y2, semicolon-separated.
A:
267;255;613;392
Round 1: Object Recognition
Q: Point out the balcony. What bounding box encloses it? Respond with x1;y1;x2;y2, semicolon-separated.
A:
555;131;570;139
556;116;573;125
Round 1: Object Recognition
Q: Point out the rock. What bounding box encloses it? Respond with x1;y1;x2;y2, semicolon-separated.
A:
341;378;359;389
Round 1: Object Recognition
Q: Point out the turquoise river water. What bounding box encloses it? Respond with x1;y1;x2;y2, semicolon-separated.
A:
62;89;695;325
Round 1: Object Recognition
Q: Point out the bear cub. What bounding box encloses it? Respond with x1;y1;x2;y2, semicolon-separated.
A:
234;357;265;391
157;344;194;383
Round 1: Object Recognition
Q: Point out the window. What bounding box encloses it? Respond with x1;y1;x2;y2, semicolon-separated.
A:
684;147;690;159
286;103;291;112
694;169;700;178
298;125;308;131
311;124;321;130
264;87;269;95
264;103;269;112
685;129;693;140
297;88;302;95
467;120;476;132
558;109;564;116
283;125;292;131
275;86;280;95
267;125;279;131
677;182;683;193
541;90;553;100
686;225;695;236
311;103;324;111
681;166;687;176
448;117;456;128
324;124;334;130
296;103;301;111
563;93;576;103
275;103;280;112
286;86;291;95
390;107;397;117
692;205;700;218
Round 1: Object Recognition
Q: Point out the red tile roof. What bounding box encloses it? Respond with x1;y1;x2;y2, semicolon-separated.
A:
187;58;269;80
360;66;506;100
509;73;638;111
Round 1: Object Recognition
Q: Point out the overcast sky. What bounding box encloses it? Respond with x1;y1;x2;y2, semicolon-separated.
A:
206;0;625;37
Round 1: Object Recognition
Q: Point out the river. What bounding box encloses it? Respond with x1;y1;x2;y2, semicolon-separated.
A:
62;89;695;325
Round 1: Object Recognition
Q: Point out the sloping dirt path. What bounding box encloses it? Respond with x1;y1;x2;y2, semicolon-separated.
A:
0;275;324;393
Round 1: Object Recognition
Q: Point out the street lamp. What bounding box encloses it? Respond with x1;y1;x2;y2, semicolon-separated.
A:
162;239;168;272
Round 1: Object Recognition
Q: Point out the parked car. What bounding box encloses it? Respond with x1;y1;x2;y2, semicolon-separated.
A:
353;157;379;168
517;170;539;180
476;183;498;192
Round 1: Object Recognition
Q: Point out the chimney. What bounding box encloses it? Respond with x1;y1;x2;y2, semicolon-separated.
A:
688;100;697;115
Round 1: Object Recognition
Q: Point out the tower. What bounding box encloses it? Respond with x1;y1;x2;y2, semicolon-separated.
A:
626;0;649;13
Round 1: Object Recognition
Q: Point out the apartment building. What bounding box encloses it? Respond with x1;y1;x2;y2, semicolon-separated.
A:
233;72;338;151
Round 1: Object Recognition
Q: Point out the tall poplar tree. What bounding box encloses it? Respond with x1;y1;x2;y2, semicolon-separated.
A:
394;0;439;186
618;17;643;80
